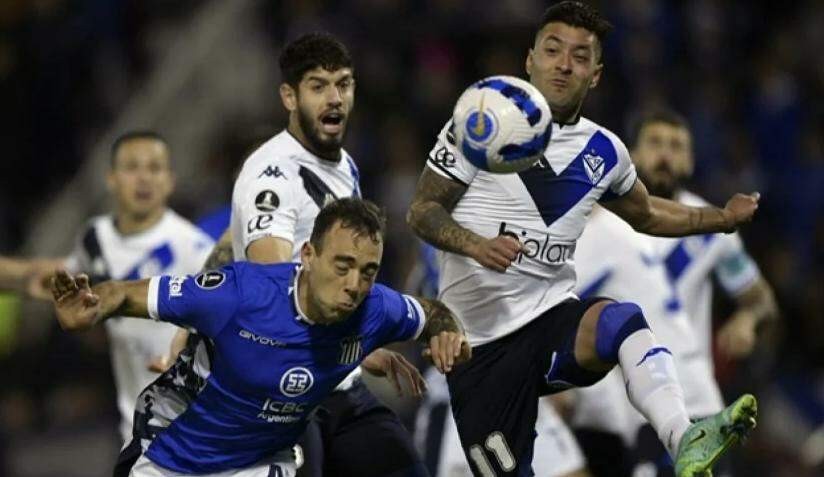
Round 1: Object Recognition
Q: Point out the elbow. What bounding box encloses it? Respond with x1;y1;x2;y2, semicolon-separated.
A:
630;209;656;234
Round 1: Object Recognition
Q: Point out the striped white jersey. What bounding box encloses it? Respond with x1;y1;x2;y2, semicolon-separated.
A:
427;117;637;345
230;129;363;388
650;190;762;361
573;207;724;436
64;210;214;441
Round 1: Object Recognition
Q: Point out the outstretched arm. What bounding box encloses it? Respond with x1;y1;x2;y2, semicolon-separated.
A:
602;179;759;237
407;167;521;272
415;297;471;374
51;270;150;331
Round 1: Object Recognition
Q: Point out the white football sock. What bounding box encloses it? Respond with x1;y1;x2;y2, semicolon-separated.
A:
618;329;692;457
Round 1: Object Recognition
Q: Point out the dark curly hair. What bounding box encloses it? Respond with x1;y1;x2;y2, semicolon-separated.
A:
536;2;613;60
279;32;353;88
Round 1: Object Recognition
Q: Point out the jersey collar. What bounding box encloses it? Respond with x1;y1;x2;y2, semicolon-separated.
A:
289;266;316;325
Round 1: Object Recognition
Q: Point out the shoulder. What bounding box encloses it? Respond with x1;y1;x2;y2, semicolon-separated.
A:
215;262;296;299
585;119;629;155
235;132;302;184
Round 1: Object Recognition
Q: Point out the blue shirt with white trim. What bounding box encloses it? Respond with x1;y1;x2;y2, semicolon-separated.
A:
143;261;425;474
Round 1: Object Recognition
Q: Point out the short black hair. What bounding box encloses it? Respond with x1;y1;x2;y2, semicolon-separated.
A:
536;1;613;59
110;130;168;167
279;32;353;88
626;108;690;149
310;198;386;253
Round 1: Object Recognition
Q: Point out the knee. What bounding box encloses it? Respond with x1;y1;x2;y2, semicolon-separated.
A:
594;302;649;364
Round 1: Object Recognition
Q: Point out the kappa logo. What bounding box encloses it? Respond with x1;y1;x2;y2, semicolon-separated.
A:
280;367;314;397
582;149;605;184
255;189;280;212
195;270;225;290
258;165;286;179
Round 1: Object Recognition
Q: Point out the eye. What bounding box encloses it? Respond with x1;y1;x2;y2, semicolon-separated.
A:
335;264;349;275
574;55;589;63
545;47;558;55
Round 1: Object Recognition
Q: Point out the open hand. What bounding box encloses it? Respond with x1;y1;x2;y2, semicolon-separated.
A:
423;331;471;374
362;348;427;397
51;269;100;331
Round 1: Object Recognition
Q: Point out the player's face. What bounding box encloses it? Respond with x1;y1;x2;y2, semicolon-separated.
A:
107;138;174;219
288;67;355;156
633;122;693;198
526;22;603;121
302;222;382;323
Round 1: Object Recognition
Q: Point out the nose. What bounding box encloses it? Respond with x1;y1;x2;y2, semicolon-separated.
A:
555;52;572;74
327;86;343;107
342;270;359;297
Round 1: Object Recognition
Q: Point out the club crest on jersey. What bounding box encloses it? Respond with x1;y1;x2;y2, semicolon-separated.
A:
169;276;186;298
582;149;605;184
338;336;363;365
195;270;225;290
280;367;314;397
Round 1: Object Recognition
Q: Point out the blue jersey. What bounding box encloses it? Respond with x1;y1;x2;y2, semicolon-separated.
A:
138;262;425;474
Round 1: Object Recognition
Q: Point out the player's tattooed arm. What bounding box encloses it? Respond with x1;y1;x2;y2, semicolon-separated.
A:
603;179;760;236
50;270;150;331
407;168;521;272
202;229;234;270
415;297;471;373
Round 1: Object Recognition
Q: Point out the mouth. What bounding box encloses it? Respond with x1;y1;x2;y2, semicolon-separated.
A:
319;111;345;135
134;190;153;201
549;78;568;89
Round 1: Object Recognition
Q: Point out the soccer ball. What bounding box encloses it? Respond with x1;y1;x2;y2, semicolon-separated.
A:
452;75;552;173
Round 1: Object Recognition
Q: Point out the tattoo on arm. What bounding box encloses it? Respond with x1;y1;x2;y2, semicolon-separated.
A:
416;297;463;344
202;235;234;271
407;168;482;256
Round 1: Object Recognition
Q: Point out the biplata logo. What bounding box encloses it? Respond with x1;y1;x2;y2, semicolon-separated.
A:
499;222;574;266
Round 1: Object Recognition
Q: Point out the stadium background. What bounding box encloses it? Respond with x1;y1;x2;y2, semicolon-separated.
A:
0;0;822;475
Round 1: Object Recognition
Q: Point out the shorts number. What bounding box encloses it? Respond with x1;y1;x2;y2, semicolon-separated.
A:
468;432;516;476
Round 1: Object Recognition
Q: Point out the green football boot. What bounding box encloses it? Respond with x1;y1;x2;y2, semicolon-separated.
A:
674;393;758;477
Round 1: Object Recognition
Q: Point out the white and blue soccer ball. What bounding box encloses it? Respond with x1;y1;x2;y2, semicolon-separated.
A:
452;75;552;173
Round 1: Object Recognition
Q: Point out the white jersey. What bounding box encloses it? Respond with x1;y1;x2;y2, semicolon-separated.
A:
571;207;724;444
65;210;214;441
415;368;585;477
427;117;637;345
230;129;363;388
650;190;761;360
231;130;360;262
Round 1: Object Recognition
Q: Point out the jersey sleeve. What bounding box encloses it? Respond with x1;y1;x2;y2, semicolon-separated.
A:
371;284;427;344
147;265;242;338
600;134;638;201
713;233;761;296
233;161;301;250
425;119;480;186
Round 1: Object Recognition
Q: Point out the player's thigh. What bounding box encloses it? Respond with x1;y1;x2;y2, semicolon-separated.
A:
295;418;323;477
324;399;428;477
446;334;543;476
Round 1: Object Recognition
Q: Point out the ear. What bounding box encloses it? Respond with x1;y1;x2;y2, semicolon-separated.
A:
525;49;534;76
279;83;298;112
589;62;604;89
300;241;314;269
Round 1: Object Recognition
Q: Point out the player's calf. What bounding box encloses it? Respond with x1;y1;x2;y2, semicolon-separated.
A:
577;301;693;460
